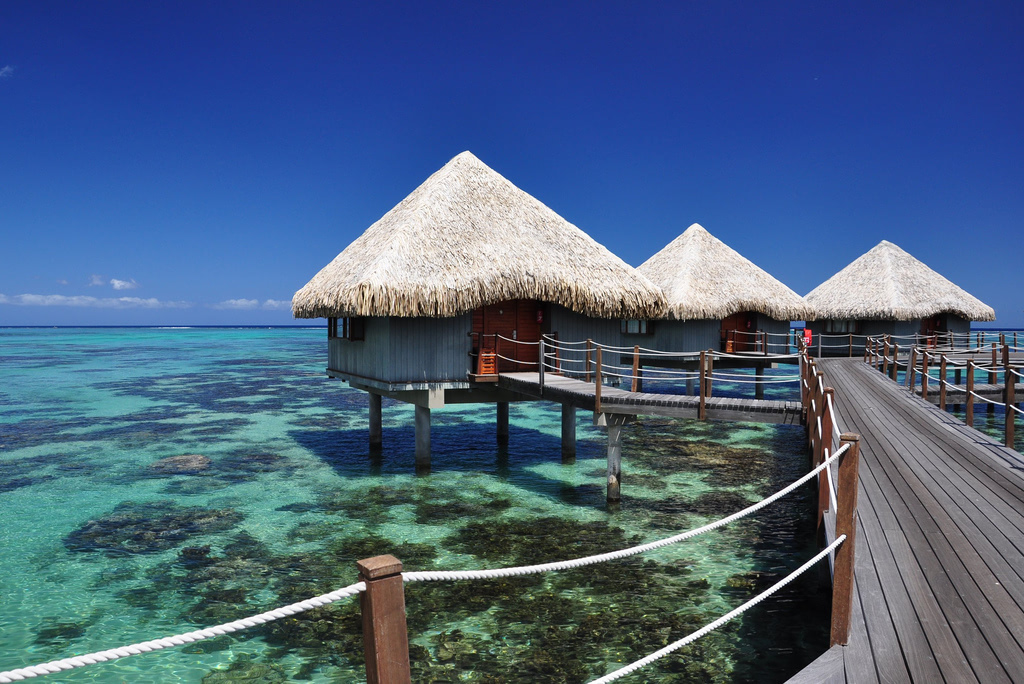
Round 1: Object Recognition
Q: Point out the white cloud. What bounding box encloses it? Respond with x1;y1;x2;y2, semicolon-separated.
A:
110;278;138;290
261;299;292;310
212;298;292;311
56;279;69;285
213;298;260;310
88;274;106;286
0;66;13;79
0;293;191;309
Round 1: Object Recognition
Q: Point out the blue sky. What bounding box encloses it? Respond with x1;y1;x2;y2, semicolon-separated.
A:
2;1;1021;327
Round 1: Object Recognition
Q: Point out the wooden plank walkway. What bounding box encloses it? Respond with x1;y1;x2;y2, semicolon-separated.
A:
497;372;803;424
787;358;1024;683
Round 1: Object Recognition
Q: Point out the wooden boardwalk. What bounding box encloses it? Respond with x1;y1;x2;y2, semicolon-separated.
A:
788;358;1024;683
498;372;803;424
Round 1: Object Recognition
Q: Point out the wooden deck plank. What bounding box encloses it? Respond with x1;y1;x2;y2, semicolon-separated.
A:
828;363;1013;681
796;359;1024;684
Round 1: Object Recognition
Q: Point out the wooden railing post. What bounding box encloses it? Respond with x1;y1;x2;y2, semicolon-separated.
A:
810;371;824;451
990;343;998;385
882;340;890;376
538;338;545;392
705;351;714;398
849;333;853;358
863;338;869;363
763;330;769;356
908;347;918;389
818;388;835;534
831;433;861;647
698;351;707;420
631;345;640;393
594;346;603;414
1006;366;1016;449
921;351;930;402
585;338;593;383
891;343;900;381
939;355;947;410
967;359;975;427
357;555;411;684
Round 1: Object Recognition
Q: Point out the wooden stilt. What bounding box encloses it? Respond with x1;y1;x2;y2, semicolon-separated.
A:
414;405;431;473
496;402;509;443
561;404;576;461
369;392;382;450
607;422;622;502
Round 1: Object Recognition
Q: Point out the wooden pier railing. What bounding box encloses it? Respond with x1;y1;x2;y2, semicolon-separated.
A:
863;335;1022;449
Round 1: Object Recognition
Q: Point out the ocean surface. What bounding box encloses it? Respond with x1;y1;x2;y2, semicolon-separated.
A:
0;328;829;683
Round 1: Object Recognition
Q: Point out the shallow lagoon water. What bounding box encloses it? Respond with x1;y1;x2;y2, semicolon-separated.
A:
0;328;828;682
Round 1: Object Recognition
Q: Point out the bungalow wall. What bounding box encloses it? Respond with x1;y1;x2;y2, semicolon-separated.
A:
546;305;629;381
328;314;473;386
636;319;721;355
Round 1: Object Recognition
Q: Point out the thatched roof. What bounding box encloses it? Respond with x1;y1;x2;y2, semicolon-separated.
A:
805;240;995;321
637;223;810;321
293;152;666;319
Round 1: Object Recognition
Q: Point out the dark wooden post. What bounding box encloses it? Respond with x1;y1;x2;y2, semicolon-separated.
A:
939;355;948;410
585;338;593;383
1006;367;1016;449
921;351;930;402
631;345;640;392
817;388;835;536
817;332;822;357
810;371;823;452
990;343;998;385
369;393;383;451
698;351;707;420
891;344;900;381
849;333;853;358
966;359;975;427
538;338;545;392
908;347;918;389
706;352;714;398
763;330;769;356
831;433;861;647
882;340;890;376
357;555;411;684
863;338;869;363
594;346;603;414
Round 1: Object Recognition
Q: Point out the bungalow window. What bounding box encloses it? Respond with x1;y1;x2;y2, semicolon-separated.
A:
328;317;365;341
824;320;861;334
621;319;652;335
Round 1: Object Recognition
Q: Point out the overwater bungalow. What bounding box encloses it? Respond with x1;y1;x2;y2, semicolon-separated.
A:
635;223;809;357
804;240;995;354
292;151;666;465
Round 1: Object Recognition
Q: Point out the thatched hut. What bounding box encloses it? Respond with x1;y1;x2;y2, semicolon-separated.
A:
293;151;665;463
804;240;995;354
636;223;809;356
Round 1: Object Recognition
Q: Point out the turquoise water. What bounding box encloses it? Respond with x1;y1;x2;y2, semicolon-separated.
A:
0;328;827;683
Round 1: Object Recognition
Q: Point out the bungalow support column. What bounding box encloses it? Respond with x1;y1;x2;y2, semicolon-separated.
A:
561;404;576;461
604;413;631;503
755;363;765;400
607;422;623;503
497;402;509;443
369;393;383;450
414;405;431;473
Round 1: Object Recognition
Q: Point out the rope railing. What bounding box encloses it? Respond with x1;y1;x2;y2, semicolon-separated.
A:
864;338;1020;449
406;446;846;583
588;535;846;684
0;583;367;683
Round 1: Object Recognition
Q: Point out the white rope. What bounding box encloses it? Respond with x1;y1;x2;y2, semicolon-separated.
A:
494;334;539;345
827;460;839;514
405;447;846;584
969;391;1006;407
0;583;366;683
826;394;842;440
586;535;846;684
